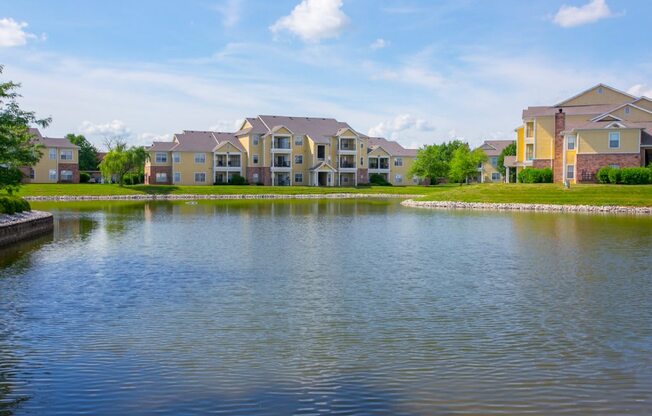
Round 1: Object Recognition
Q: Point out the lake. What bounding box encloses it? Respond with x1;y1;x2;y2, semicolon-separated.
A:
1;199;651;415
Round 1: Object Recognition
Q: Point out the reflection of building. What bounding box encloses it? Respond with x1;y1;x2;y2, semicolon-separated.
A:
22;128;80;184
508;84;652;183
475;140;513;183
144;115;420;186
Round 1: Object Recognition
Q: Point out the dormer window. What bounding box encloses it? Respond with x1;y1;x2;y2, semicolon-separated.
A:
624;106;631;114
597;86;604;94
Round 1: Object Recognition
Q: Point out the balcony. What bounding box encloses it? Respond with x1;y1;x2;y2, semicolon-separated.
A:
368;157;390;172
339;156;356;172
215;155;241;170
338;138;357;154
272;157;292;171
272;137;292;153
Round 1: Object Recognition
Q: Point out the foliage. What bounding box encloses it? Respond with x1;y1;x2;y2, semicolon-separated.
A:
99;142;149;186
619;167;651;185
228;174;247;185
496;141;517;174
369;173;391;186
607;168;622;184
66;133;99;171
0;195;30;214
0;65;50;194
596;167;612;184
122;172;144;185
518;168;553;183
79;172;91;183
408;140;466;183
448;145;488;183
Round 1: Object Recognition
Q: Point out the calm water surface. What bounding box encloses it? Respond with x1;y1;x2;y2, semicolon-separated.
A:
1;200;651;415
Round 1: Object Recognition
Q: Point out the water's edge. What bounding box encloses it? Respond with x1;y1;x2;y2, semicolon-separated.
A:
24;193;424;201
402;199;652;214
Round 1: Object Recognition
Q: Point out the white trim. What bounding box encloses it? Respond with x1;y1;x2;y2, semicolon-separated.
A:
554;83;638;107
605;121;626;129
608;131;621;149
193;172;207;183
591;102;652;121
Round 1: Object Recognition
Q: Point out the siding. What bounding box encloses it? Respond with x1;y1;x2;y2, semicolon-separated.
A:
578;129;640;154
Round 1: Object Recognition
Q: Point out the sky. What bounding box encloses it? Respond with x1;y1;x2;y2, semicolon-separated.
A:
1;0;652;150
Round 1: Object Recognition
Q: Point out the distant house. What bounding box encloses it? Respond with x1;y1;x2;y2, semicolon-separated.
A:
22;128;80;184
475;140;513;183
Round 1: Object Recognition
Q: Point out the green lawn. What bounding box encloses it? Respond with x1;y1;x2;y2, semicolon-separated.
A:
417;183;652;206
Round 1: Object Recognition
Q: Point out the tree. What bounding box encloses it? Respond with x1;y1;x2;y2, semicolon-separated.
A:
99;142;149;186
449;145;488;184
0;65;51;194
408;140;467;183
66;133;99;171
497;141;517;181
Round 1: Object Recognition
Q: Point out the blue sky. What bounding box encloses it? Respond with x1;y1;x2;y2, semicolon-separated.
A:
1;0;651;149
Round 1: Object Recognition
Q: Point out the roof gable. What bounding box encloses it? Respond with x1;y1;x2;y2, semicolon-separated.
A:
633;97;652;112
555;84;636;107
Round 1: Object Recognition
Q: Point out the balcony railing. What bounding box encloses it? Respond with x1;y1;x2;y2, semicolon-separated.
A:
272;139;291;150
339;162;355;168
216;160;241;168
273;161;291;168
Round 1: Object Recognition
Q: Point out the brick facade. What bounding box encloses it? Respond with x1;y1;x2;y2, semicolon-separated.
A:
532;159;552;169
553;110;565;183
576;153;641;183
357;168;368;184
246;167;271;185
58;163;80;183
145;165;172;185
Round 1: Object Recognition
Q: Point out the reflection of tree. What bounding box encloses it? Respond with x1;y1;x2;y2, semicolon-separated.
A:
0;233;52;271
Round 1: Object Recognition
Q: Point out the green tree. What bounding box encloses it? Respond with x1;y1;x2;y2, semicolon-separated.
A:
0;65;51;194
66;133;99;171
99;142;149;186
408;140;466;183
449;145;488;184
497;141;517;180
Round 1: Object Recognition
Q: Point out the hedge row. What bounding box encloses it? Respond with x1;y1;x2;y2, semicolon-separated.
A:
597;166;652;185
518;167;553;183
0;196;31;215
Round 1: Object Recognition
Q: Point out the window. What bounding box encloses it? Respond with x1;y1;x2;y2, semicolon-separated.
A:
624;106;631;114
317;146;325;160
155;152;168;163
194;172;206;183
253;135;259;145
342;176;349;183
49;148;57;160
294;173;303;183
412;176;419;184
173;172;181;183
525;121;534;138
609;131;620;148
294;155;303;164
491;172;501;181
360;157;364;166
195;153;206;164
490;156;498;167
360;143;363;149
394;157;403;167
252;173;259;183
525;144;534;161
609;164;620;169
60;170;73;181
597;86;604;94
253;154;259;164
29;168;35;179
156;172;168;183
173;152;180;163
566;165;575;180
567;135;576;150
60;150;73;160
395;174;403;184
295;136;303;146
49;169;57;180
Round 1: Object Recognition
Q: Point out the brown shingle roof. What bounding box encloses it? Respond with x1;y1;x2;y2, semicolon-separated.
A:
368;137;417;157
522;104;619;119
477;140;513;156
149;141;177;151
257;115;357;144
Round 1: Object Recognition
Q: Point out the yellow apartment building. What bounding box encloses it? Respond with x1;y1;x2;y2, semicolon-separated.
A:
475;140;513;183
21;128;80;184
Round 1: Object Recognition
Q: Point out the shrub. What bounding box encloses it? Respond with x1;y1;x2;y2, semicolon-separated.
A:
518;167;553;183
607;168;622;184
122;174;133;185
596;167;612;184
228;174;247;185
620;167;651;185
0;196;31;214
80;172;91;183
369;173;392;186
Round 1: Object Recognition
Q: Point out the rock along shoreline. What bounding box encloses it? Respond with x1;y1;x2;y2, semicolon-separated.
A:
0;210;54;247
23;193;425;202
401;199;652;215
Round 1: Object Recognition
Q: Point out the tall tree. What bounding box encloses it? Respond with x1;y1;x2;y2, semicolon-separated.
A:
408;140;467;183
99;142;148;186
66;133;99;171
0;65;51;194
448;145;488;184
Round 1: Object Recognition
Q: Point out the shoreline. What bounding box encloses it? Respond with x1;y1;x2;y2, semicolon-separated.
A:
0;210;54;247
401;199;652;214
23;193;425;202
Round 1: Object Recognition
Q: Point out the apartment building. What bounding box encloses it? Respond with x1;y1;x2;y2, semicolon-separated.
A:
145;115;419;186
509;84;652;183
475;140;513;183
21;128;80;184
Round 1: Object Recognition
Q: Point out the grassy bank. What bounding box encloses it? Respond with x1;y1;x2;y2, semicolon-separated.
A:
417;183;652;207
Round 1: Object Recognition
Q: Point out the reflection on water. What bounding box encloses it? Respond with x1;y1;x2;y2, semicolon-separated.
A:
1;200;652;415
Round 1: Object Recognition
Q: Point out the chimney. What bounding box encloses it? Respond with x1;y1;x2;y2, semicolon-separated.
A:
553;108;566;183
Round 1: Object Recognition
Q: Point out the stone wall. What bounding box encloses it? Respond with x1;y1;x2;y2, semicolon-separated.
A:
576;153;641;183
246;167;271;185
145;165;173;185
59;163;80;183
0;212;54;247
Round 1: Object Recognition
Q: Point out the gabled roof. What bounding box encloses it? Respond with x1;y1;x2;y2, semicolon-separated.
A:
255;115;359;144
522;104;619;119
476;140;513;157
27;128;79;149
149;141;177;151
554;83;637;107
149;130;243;153
367;137;417;157
590;102;652;121
310;161;336;171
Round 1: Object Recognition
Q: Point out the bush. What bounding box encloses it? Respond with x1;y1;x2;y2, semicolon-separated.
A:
518;167;553;183
0;196;31;214
369;173;392;186
228;174;247;185
121;173;142;185
79;172;91;183
620;167;651;185
596;167;612;184
608;168;622;184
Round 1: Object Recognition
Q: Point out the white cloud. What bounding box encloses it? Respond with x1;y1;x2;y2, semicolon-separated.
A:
208;118;244;132
368;114;435;139
552;0;617;28
0;17;35;47
212;0;242;28
270;0;349;43
370;38;388;50
136;132;173;147
627;84;652;98
78;120;132;138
